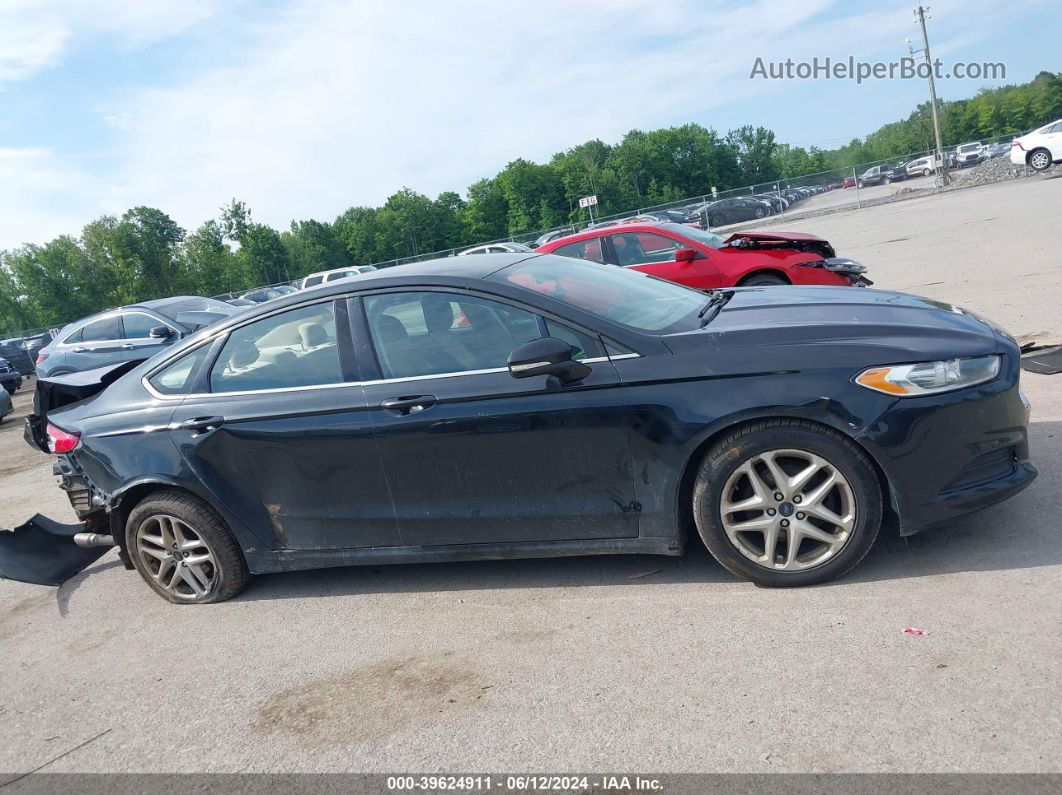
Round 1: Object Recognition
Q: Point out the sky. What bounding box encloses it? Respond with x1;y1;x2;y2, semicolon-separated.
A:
0;0;1056;250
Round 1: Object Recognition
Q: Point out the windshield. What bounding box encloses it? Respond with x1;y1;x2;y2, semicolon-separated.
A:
660;223;725;249
959;144;980;152
156;297;238;321
490;255;709;333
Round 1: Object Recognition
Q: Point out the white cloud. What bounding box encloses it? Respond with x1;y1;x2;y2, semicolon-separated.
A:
0;0;1046;250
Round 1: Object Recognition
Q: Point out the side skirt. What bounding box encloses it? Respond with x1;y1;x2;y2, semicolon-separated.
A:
245;536;683;575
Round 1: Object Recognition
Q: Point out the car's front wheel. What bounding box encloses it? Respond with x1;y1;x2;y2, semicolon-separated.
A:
1028;148;1052;171
922;168;931;177
692;419;882;587
126;491;249;604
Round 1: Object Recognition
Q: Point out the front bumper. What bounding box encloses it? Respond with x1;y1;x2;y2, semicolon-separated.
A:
858;361;1035;536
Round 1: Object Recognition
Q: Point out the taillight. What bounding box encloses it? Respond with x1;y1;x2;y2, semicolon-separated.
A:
36;352;48;364
46;423;80;454
1011;140;1022;150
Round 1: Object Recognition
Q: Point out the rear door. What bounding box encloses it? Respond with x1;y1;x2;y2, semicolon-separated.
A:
355;288;639;547
166;297;400;551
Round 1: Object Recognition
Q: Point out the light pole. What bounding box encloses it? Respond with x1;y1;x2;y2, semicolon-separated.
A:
912;6;949;186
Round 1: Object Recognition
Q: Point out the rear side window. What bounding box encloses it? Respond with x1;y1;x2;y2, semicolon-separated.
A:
553;238;605;264
209;303;344;393
303;276;323;288
148;346;210;395
74;316;122;342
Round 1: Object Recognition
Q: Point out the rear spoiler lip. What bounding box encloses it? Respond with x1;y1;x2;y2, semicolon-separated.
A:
25;359;148;453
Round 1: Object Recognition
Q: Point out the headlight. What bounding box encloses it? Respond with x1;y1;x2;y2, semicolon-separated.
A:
854;355;1001;396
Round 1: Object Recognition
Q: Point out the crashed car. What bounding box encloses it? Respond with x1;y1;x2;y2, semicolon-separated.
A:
1;254;1035;603
536;222;870;288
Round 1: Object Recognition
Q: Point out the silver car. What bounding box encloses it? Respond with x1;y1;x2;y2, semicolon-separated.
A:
35;296;240;378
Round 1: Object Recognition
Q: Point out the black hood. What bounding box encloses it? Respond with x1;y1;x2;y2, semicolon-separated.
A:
665;286;1003;372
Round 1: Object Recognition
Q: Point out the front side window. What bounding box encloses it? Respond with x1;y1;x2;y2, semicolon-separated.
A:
209;302;343;393
365;292;545;379
553;237;605;264
493;256;706;334
123;312;169;339
74;315;122;343
148;345;210;395
610;232;683;266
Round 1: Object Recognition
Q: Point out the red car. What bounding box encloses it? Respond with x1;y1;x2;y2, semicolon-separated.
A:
535;222;870;290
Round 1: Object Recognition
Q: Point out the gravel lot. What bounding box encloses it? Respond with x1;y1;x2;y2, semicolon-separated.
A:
1;175;1061;776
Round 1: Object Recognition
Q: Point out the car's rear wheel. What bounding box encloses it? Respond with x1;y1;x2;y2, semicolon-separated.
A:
1028;148;1052;171
126;491;249;604
741;273;788;287
692;419;882;587
922;168;931;177
754;207;766;218
883;176;891;185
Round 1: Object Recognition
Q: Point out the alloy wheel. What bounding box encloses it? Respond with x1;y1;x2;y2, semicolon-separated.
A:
719;448;856;571
135;514;218;601
1030;151;1050;170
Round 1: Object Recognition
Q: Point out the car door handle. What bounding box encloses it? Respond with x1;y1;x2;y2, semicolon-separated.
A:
178;416;226;433
72;346;89;353
121;343;135;349
380;395;437;415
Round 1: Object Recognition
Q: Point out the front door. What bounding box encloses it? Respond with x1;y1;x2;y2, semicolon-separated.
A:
167;298;400;550
356;289;639;547
608;230;723;289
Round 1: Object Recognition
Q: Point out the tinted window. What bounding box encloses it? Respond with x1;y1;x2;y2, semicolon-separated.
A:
553;238;605;264
544;320;598;361
303;275;323;287
611;232;682;266
365;292;542;379
78;315;122;342
123;312;168;339
210;303;344;393
148;345;210;395
325;271;356;282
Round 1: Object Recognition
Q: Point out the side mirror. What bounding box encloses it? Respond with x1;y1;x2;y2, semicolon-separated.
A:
675;247;699;263
149;325;174;339
507;337;591;384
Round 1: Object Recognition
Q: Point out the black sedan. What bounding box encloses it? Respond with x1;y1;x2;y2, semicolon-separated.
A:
0;356;23;394
4;254;1035;602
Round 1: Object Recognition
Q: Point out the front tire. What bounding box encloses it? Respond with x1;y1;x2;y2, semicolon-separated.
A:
922;168;931;177
692;419;882;587
1028;148;1052;171
126;491;249;604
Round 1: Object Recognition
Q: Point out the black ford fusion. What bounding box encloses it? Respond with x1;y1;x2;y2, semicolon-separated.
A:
1;254;1035;603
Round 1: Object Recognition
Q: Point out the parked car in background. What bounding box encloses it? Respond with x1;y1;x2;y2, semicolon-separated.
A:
9;254;1034;601
0;340;36;376
687;197;772;227
1010;119;1062;171
842;176;856;188
954;142;984;168
857;164;906;187
299;265;378;290
536;222;869;288
458;242;534;256
35;296;240;377
0;386;11;424
240;285;299;304
983;142;1010;159
0;357;23;394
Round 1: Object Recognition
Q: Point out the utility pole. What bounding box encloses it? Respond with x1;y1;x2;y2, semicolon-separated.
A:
913;6;949;186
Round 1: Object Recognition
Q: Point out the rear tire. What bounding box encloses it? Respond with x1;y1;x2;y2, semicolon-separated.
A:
1028;148;1052;171
922;168;931;177
126;491;249;604
741;273;788;287
692;419;882;587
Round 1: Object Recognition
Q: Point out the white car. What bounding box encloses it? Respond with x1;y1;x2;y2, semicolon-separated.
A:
1010;119;1062;171
457;242;533;256
299;265;377;290
954;142;984;168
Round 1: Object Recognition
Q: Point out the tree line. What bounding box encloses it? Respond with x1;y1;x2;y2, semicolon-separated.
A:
2;71;1060;336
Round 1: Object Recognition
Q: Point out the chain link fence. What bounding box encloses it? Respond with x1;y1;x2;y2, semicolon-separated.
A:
1;131;1039;347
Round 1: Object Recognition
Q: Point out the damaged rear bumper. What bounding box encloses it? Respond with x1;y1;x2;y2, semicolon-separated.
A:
0;514;112;586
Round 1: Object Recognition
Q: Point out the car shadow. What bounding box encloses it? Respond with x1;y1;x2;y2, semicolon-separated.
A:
235;419;1061;602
